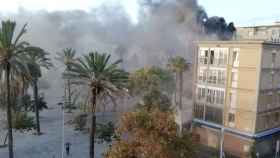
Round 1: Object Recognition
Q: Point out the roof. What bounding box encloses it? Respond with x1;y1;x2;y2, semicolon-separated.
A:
237;22;280;29
197;40;280;46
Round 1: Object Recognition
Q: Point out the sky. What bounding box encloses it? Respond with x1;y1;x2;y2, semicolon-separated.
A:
0;0;279;26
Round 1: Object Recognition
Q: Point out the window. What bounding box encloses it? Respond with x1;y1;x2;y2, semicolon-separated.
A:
197;88;206;100
210;50;215;64
207;89;215;104
205;106;223;124
199;49;209;65
198;70;203;82
208;70;224;85
204;50;208;64
228;113;235;122
194;104;204;119
205;89;224;105
217;71;225;84
215;90;225;105
232;49;240;67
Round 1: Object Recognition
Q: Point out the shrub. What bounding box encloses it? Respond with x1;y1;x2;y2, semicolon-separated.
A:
96;122;117;143
73;113;88;131
12;112;35;132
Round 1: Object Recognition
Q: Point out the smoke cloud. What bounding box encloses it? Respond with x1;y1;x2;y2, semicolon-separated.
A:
0;0;235;105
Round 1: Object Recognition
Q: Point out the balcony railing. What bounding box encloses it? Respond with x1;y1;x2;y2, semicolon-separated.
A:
198;57;227;67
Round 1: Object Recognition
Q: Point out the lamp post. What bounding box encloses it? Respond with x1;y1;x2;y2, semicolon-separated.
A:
256;152;259;158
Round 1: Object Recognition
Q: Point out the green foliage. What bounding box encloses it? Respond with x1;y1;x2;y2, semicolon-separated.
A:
65;51;129;107
30;96;48;112
15;94;32;112
167;56;190;73
56;48;77;70
129;66;175;95
96;122;117;143
137;89;172;112
12;112;35;132
73;113;88;131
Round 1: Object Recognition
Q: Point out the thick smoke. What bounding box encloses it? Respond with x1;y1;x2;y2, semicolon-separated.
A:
0;0;235;105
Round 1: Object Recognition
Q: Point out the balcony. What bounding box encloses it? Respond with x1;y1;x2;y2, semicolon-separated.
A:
193;103;223;125
198;58;227;67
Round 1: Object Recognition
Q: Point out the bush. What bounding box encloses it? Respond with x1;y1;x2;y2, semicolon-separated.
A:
12;112;35;132
96;122;117;143
73;113;88;131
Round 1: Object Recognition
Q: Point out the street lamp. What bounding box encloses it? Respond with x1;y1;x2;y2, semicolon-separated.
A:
256;152;259;158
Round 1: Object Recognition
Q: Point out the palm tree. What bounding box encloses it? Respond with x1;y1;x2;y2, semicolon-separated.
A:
56;48;76;112
23;48;52;134
66;51;128;158
0;20;31;158
167;56;190;133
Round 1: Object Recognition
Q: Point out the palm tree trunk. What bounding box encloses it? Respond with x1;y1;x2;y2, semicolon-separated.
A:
178;71;183;134
179;71;183;110
90;88;97;158
174;72;178;106
6;63;14;158
67;78;72;113
33;80;41;135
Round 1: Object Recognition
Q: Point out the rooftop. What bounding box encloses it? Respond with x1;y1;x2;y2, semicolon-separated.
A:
198;40;280;46
237;21;280;28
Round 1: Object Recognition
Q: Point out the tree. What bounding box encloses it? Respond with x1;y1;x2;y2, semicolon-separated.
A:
0;20;31;158
167;56;190;133
66;51;129;158
105;108;196;158
24;48;52;135
129;66;175;96
56;48;76;112
136;89;172;112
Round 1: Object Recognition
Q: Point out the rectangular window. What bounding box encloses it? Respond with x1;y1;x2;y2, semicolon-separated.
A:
233;49;239;67
198;70;203;82
217;71;225;85
228;113;235;122
210;50;215;65
204;50;208;64
197;88;206;100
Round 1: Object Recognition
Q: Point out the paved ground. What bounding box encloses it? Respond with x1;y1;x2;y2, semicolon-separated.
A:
0;106;108;158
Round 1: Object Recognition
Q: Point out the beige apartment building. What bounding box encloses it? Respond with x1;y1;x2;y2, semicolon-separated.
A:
192;40;280;158
237;22;280;42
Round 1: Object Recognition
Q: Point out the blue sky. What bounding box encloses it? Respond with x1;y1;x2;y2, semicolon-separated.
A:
0;0;279;26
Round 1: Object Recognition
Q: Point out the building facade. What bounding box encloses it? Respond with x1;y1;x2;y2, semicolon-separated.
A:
237;22;280;42
192;40;280;158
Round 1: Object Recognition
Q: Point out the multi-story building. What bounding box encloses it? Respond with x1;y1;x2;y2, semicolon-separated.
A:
192;40;280;158
237;22;280;42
